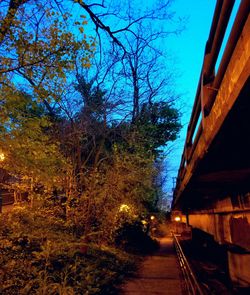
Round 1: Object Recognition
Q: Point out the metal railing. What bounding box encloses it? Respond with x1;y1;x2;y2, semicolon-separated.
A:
173;234;205;295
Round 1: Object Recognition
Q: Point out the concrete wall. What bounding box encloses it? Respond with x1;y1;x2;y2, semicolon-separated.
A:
188;194;250;250
188;194;250;287
228;251;250;288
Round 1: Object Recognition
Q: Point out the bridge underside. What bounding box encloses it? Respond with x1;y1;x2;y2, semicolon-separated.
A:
178;77;250;211
174;77;250;287
173;6;250;286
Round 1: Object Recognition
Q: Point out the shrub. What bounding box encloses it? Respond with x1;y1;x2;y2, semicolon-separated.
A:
115;221;159;254
0;206;137;295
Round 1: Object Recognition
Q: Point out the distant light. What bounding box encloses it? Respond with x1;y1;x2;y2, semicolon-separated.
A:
141;220;147;225
174;216;181;222
150;215;155;220
0;152;5;161
119;204;130;213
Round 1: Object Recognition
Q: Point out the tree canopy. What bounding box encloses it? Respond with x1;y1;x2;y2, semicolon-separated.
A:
0;0;182;239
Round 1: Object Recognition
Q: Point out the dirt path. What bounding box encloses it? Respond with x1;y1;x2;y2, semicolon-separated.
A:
120;236;183;295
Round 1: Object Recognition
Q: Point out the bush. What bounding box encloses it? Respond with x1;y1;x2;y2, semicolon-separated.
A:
115;221;159;254
0;206;137;295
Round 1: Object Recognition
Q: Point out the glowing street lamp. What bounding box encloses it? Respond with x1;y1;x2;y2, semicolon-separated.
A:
174;216;181;222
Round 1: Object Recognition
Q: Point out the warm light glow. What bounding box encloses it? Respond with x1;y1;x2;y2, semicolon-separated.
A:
0;152;5;161
141;220;147;225
119;204;130;213
150;215;155;220
174;216;181;222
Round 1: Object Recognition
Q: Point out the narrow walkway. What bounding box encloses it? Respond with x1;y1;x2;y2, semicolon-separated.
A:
120;236;183;295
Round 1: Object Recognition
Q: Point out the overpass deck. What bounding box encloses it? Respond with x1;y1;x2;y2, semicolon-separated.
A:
172;0;250;287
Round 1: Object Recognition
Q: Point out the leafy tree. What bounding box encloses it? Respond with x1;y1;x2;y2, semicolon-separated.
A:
135;101;181;155
0;0;95;115
0;0;183;244
0;90;70;200
75;75;107;122
0;0;94;201
65;141;156;240
55;76;111;195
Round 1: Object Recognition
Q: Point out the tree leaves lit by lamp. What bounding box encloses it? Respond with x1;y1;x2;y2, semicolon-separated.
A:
119;204;130;213
0;152;5;162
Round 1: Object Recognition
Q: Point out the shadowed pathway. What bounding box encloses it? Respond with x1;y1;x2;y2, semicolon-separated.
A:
120;236;183;295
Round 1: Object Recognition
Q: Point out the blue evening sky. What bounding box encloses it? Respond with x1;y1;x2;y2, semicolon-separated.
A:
164;0;216;193
164;0;240;195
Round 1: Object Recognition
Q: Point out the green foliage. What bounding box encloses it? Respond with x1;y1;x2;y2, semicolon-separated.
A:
0;206;136;295
0;0;94;196
115;220;159;254
135;101;182;154
0;1;94;82
75;76;107;122
0;4;181;283
0;91;69;191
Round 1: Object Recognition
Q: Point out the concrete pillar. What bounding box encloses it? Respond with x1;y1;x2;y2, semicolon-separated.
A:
228;251;250;287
